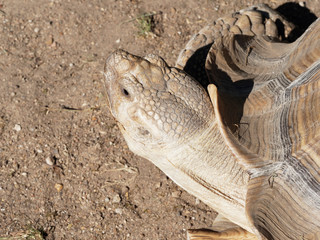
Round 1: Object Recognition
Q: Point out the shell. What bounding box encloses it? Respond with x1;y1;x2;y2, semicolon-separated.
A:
203;7;320;240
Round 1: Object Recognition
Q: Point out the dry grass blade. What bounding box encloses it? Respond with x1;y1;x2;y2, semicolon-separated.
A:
123;12;159;37
135;12;156;36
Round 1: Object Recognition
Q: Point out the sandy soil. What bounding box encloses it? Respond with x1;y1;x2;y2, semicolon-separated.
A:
0;0;319;239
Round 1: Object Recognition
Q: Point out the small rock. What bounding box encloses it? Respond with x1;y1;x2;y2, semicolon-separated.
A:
54;183;63;192
34;27;40;33
115;39;121;44
299;1;306;7
195;198;200;205
45;156;54;166
45;35;54;46
105;197;110;203
36;148;43;153
21;172;27;177
13;124;21;132
171;191;181;198
112;194;121;203
115;208;123;214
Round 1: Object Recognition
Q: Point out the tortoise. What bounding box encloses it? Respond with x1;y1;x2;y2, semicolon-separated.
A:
103;4;320;240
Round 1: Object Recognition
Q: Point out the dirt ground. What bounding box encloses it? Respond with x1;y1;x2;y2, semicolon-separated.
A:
0;0;319;239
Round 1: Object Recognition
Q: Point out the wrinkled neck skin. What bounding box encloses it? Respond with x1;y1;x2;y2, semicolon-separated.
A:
122;117;253;233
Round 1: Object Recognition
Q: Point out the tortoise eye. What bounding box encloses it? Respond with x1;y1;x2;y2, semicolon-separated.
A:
121;88;130;97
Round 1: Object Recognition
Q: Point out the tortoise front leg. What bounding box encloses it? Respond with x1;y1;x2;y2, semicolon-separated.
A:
187;214;258;240
187;228;257;240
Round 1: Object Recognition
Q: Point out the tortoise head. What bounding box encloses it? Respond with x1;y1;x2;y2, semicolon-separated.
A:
104;49;215;157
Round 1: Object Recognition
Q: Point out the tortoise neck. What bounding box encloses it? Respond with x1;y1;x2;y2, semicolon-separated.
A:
158;121;253;232
174;120;250;201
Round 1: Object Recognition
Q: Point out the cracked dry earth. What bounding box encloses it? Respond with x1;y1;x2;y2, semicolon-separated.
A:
0;0;319;239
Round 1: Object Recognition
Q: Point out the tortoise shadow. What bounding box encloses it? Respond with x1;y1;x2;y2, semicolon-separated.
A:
183;44;213;88
276;2;318;41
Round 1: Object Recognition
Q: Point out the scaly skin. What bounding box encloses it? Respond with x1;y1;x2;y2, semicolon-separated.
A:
104;49;253;234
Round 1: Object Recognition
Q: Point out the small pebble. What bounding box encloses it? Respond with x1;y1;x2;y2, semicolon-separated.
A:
13;124;21;132
34;27;40;33
299;1;306;7
21;172;27;177
115;39;121;44
195;198;200;205
54;183;63;192
115;208;123;214
105;197;110;203
171;191;180;198
45;156;54;166
45;35;54;46
170;7;176;14
112;194;121;203
36;148;43;153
